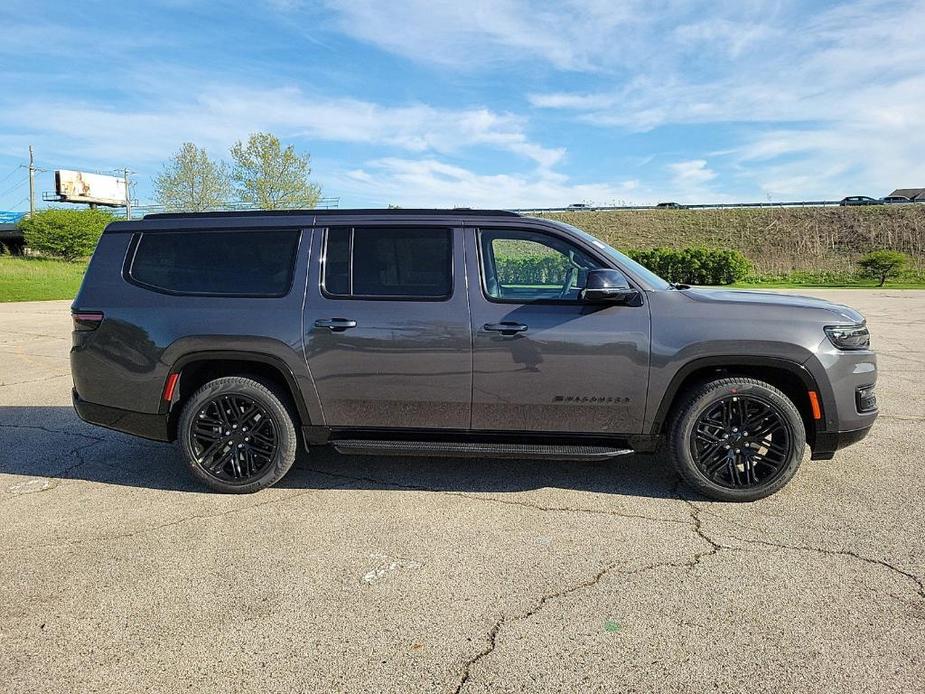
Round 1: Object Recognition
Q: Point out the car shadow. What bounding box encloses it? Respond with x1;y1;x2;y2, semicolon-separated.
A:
0;406;680;500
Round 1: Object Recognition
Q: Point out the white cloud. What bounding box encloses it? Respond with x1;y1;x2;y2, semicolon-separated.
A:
0;84;562;169
668;159;716;186
330;157;643;208
311;0;658;71
526;0;925;197
305;0;799;75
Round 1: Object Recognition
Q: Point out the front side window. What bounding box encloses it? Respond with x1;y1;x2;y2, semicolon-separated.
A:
129;229;299;296
479;229;604;302
323;227;452;300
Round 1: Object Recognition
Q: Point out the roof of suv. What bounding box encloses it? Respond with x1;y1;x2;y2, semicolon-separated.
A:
143;208;522;220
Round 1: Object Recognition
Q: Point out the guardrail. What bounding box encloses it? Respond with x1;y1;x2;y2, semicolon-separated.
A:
512;200;857;213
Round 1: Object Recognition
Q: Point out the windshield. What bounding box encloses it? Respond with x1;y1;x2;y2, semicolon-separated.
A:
544;220;672;290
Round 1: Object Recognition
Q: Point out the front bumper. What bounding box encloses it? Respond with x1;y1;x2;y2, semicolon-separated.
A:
810;425;873;460
804;343;877;458
73;388;172;442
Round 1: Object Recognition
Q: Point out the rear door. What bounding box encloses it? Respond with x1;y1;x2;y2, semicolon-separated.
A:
303;224;471;429
467;225;650;434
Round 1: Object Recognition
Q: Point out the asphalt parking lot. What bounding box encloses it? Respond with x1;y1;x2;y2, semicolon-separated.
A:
1;290;924;693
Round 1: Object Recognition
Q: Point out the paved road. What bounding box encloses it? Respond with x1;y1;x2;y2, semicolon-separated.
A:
1;291;923;693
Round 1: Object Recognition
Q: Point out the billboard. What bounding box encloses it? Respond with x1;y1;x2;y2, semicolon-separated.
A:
55;170;126;206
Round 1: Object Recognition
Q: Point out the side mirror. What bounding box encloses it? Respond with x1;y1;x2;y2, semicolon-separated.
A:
580;269;639;304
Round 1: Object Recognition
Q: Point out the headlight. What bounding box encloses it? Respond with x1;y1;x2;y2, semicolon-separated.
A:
824;324;870;350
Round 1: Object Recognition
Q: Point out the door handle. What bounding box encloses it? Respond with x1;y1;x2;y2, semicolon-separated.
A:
483;322;528;336
314;318;357;332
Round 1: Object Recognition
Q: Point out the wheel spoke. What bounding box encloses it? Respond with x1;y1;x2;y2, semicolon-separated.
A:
207;446;234;473
705;452;732;479
196;438;227;465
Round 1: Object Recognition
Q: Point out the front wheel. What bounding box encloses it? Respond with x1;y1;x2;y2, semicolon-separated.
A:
178;376;298;493
668;377;806;501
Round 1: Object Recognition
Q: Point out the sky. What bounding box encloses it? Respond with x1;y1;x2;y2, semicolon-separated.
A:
0;0;923;210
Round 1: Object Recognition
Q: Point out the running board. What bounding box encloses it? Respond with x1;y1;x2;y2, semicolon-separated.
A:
331;439;634;461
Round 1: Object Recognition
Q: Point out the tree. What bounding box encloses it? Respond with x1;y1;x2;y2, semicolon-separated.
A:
20;208;112;260
154;143;231;212
230;132;321;209
857;250;908;287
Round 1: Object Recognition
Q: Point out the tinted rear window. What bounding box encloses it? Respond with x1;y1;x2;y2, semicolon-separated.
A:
323;227;452;299
129;229;299;296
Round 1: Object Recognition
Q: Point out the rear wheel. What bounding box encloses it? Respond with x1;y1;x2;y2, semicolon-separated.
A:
668;377;805;501
178;376;298;493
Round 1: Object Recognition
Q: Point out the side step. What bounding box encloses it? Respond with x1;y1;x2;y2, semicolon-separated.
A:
331;439;634;461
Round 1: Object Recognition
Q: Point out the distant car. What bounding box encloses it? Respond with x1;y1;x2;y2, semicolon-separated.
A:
567;203;591;210
839;196;882;206
882;195;912;204
656;202;685;209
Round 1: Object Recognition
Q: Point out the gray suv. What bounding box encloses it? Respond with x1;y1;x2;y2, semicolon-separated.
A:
70;209;877;501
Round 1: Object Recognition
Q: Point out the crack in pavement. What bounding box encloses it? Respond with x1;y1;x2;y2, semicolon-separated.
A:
673;480;925;601
56;440;102;479
0;438;107;507
0;484;353;553
0;423;104;443
0;331;70;341
299;466;688;526
450;482;922;692
452;486;724;692
878;414;925;422
453;559;631;694
676;490;924;599
0;373;69;388
722;533;925;599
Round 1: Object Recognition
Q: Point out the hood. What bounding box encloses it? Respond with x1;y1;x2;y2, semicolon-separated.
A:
682;287;865;323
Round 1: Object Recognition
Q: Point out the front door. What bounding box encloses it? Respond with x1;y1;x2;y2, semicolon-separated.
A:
467;226;650;434
303;224;471;429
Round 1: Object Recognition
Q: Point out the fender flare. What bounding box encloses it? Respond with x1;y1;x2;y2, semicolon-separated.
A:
163;349;315;427
648;355;830;435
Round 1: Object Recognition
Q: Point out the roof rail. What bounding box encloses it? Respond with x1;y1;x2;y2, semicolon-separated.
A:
143;208;522;220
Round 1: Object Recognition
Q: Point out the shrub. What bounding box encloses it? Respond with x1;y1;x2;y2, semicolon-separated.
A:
857;250;909;287
492;246;751;287
627;247;751;285
20;208;112;261
495;254;571;285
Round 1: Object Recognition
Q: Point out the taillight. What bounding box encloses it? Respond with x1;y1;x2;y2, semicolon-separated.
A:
72;311;104;331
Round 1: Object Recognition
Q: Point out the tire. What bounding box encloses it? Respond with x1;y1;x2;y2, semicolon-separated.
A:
668;377;806;502
178;376;299;493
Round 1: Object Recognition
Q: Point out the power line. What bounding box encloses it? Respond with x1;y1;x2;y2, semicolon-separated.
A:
0;165;20;186
0;178;27;199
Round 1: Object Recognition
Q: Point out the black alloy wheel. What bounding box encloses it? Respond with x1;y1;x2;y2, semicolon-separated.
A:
178;376;299;493
689;394;792;489
190;393;279;483
669;377;806;501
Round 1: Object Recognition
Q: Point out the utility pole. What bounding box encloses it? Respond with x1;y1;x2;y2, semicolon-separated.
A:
122;168;132;220
28;145;35;217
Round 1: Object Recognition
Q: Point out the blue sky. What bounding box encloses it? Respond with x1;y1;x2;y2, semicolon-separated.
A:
1;0;923;210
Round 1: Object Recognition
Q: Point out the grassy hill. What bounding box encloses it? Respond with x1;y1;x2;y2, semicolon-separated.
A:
542;205;925;274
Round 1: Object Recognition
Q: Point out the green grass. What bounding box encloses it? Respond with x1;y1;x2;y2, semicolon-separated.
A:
0;256;88;302
543;205;925;275
731;269;925;289
731;281;925;289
